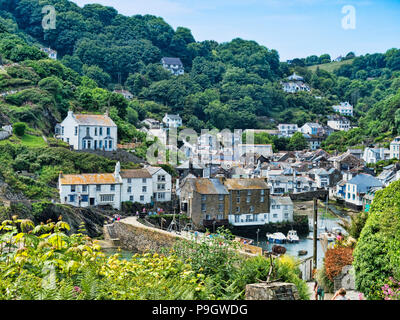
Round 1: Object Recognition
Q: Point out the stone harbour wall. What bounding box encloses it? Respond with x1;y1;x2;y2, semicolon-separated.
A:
112;217;186;253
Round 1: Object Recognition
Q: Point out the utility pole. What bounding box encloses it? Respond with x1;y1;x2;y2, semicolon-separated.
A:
313;197;318;270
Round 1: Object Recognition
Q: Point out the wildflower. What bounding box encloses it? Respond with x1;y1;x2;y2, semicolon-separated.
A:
74;286;82;293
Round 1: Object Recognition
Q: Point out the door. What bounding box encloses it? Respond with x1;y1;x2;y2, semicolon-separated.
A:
89;198;95;206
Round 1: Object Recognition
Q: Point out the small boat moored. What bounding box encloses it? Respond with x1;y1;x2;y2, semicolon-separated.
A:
298;250;308;256
266;232;287;244
287;230;300;243
318;232;336;242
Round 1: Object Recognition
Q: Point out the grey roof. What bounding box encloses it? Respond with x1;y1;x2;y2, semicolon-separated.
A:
347;174;383;193
161;57;183;66
270;196;293;205
164;114;182;120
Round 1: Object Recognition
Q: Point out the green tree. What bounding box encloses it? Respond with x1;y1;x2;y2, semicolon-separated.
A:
13;122;27;136
288;132;308;150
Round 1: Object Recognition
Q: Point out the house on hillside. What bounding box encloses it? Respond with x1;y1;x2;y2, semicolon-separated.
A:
56;110;118;151
390;136;400;159
119;168;153;204
113;89;133;100
161;57;184;75
362;147;388;164
40;47;57;60
327;115;351;131
146;166;172;202
269;196;294;223
162;113;182;128
332;102;353;117
278;124;299;138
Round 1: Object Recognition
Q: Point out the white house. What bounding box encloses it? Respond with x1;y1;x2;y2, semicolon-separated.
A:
161;57;184;75
146;166;172;202
282;81;311;93
113;89;133;100
40;47;57;60
163;113;182;128
299;123;323;136
362;147;388;164
327;115;350;131
269;196;294;223
332;102;353;117
310;168;330;188
56;110;118;151
58;162;122;210
344;174;383;208
268;175;317;195
119;168;153;204
390;136;400;159
278;124;299;138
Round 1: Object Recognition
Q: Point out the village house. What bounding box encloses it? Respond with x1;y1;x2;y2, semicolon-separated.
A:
278;124;299;138
390;136;400;159
238;144;273;158
119;168;153;204
362;147;388;164
332;101;353;117
142;118;161;129
327;115;350;131
162;113;182;128
308;168;330;188
281;73;311;93
269;196;294;223
300;123;323;136
56;110;118;151
347;148;363;160
113;89;134;100
58;162;122;209
344;173;383;210
302;134;324;151
40;47;57;60
268;174;317;195
161;57;184;75
146;166;172;202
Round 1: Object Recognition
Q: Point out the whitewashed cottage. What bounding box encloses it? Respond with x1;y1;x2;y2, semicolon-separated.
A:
56;110;118;151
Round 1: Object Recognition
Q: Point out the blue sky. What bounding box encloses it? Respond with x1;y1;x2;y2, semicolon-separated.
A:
72;0;400;61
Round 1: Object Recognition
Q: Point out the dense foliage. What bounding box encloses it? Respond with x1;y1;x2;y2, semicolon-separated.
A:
0;218;309;300
353;180;400;299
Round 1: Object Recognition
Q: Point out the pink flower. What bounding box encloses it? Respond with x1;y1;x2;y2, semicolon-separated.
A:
74;286;82;293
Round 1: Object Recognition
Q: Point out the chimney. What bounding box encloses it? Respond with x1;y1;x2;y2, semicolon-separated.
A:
105;109;109;117
68;110;73;117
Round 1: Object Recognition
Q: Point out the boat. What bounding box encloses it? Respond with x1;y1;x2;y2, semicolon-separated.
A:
298;250;308;256
286;230;300;243
318;232;336;242
266;232;287;244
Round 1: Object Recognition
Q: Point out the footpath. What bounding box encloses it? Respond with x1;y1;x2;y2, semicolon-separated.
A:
307;282;362;300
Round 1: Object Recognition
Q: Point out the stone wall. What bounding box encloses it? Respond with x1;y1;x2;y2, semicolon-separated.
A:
112;218;185;253
289;190;328;201
333;265;355;292
245;282;300;300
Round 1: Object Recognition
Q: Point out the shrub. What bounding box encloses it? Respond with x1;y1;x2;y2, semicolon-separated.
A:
13;122;27;136
353;180;400;299
324;247;354;281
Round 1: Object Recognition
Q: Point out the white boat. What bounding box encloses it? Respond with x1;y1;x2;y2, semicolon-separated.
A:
318;232;336;242
287;230;300;243
266;232;287;244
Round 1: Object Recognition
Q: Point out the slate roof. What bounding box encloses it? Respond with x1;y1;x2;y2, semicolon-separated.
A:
188;178;229;195
74;114;117;127
270;196;293;205
224;178;268;190
347;174;383;193
120;169;152;179
161;57;183;66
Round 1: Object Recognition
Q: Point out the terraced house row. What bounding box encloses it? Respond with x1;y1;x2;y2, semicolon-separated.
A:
58;162;172;210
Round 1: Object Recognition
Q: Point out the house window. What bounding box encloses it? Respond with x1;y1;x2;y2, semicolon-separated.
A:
127;186;132;193
95;128;98;136
109;140;112;149
157;184;165;190
261;196;264;203
142;178;147;183
201;203;206;212
236;207;240;213
284;213;289;219
129;195;134;201
81;195;88;202
107;128;110;135
61;126;64;135
253;214;257;222
250;206;254;213
96;185;101;191
219;194;224;201
142;186;147;193
158;193;165;200
219;203;224;212
246;215;251;222
247;190;252;196
158;175;166;182
273;214;278;218
99;127;103;136
237;197;240;203
261;190;265;195
100;194;114;202
71;185;76;192
201;195;207;201
127;178;132;183
235;215;240;223
205;214;211;220
69;195;75;202
82;185;87;192
217;214;223;220
99;141;102;149
110;184;115;191
74;127;78;136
